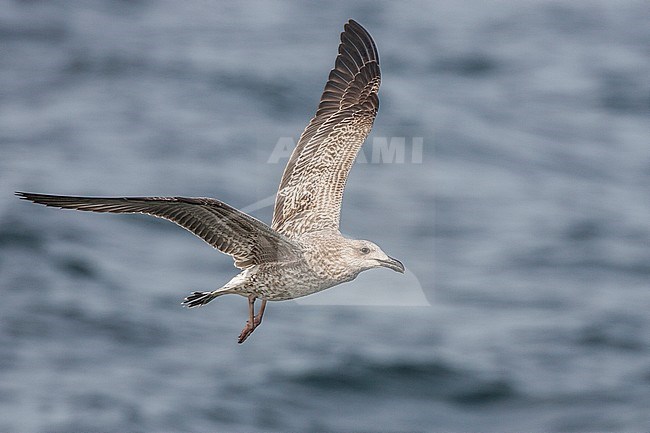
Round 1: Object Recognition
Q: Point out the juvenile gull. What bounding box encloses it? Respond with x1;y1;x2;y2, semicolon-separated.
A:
16;20;404;343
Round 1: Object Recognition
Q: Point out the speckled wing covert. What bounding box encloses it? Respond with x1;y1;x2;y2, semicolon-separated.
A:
272;19;381;237
16;193;300;269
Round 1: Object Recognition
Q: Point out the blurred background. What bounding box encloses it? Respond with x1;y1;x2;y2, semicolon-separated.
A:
1;0;649;431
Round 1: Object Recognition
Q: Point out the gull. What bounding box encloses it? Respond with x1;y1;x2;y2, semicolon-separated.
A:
16;20;404;343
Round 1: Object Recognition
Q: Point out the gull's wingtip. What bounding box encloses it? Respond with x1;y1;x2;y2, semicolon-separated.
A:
345;19;360;32
15;192;63;207
15;191;45;202
345;19;366;31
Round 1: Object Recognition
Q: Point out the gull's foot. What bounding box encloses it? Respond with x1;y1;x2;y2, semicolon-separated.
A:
237;314;263;344
237;321;256;344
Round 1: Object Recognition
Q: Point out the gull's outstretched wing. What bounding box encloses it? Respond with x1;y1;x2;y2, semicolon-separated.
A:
272;19;380;237
17;192;300;269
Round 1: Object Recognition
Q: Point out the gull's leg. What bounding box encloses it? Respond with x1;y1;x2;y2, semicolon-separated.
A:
237;295;257;344
237;297;268;344
253;300;267;327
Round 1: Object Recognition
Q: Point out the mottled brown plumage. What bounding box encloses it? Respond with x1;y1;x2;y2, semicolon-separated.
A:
16;20;403;344
272;19;380;237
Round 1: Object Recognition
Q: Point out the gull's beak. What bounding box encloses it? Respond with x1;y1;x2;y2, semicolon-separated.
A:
378;256;405;273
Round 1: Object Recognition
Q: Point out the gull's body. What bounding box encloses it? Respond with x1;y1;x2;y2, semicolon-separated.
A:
17;20;404;343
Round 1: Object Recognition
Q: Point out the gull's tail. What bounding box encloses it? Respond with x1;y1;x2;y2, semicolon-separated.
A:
183;272;246;308
182;274;245;308
182;291;224;308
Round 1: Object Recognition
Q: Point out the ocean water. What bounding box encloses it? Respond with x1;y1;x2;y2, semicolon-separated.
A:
1;1;649;432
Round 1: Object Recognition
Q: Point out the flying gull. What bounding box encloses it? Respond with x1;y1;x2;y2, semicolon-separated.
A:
16;20;404;343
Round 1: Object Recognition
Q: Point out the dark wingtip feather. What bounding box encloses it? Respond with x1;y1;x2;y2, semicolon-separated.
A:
344;20;379;64
15;191;48;205
15;192;74;208
346;19;363;30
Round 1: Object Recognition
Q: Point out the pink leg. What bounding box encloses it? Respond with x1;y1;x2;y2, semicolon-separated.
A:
237;296;266;344
254;300;267;326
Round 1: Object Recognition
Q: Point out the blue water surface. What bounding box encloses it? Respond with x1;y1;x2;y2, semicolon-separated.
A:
1;1;649;432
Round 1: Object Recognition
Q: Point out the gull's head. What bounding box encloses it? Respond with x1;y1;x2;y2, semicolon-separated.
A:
346;239;405;274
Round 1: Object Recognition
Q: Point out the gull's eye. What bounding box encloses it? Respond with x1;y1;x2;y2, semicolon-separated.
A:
360;247;370;254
